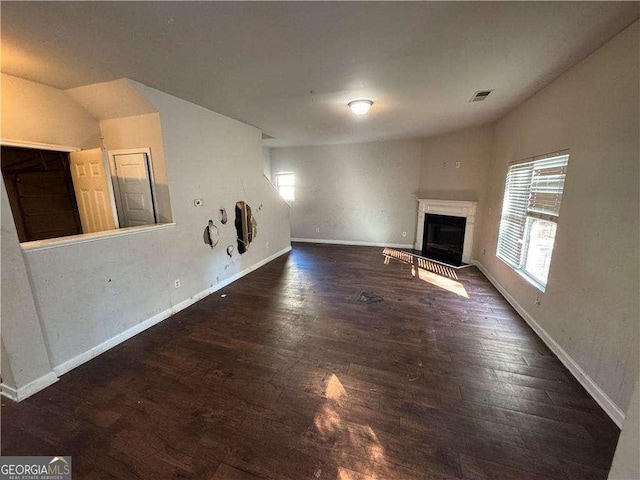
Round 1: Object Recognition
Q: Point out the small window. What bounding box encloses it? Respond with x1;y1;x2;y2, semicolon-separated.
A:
276;173;295;201
496;151;569;290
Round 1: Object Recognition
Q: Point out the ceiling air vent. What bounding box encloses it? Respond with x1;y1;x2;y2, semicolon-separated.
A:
470;90;493;102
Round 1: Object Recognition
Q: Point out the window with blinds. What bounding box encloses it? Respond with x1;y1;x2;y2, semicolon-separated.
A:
496;151;569;290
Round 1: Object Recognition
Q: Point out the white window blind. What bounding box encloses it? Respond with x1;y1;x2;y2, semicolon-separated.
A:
497;162;533;269
496;152;569;279
527;156;568;221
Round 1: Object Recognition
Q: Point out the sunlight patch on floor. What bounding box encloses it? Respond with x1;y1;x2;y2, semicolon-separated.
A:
413;266;469;298
415;257;458;279
383;248;469;298
311;374;387;479
337;466;376;479
383;248;459;279
325;373;348;401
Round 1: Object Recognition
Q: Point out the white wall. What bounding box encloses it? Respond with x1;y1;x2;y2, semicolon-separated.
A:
271;128;494;253
419;125;493;257
609;380;640;479
271;140;421;246
1;76;291;380
66;78;157;121
100;113;173;223
477;21;639;418
418;125;493;202
1;74;102;397
131;79;291;304
1;339;16;389
1;73;101;148
1;181;55;395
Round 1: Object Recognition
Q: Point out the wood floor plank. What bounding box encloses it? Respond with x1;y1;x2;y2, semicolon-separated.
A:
212;463;270;479
1;244;620;479
460;454;550;480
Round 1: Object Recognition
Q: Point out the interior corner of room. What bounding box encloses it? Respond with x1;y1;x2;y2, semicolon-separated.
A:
0;3;638;479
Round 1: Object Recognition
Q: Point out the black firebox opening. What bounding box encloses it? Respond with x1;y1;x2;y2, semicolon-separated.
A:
422;213;466;266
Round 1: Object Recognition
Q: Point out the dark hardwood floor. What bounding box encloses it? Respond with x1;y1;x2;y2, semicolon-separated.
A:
1;243;620;479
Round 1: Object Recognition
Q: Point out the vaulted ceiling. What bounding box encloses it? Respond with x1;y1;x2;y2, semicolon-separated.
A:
2;2;638;146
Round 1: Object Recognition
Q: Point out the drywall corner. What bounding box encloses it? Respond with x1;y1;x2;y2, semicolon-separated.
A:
1;181;57;396
99;112;173;223
66;78;157;120
1;371;58;402
1;338;16;390
1;73;102;148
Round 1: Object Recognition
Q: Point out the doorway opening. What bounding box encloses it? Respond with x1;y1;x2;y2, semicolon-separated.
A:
1;146;82;242
108;149;158;228
2;145;161;243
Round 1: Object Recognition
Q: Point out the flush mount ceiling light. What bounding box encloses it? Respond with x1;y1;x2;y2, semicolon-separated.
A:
348;99;373;115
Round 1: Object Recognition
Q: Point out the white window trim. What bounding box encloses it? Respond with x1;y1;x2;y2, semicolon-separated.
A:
511;256;548;292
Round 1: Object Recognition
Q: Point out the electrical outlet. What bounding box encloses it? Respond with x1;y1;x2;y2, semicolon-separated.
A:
174;279;181;289
455;161;461;169
266;241;270;250
316;227;320;233
402;231;407;237
488;207;492;214
194;199;203;207
482;248;486;256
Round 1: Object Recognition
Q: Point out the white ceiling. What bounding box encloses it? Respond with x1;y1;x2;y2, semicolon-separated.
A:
2;2;638;147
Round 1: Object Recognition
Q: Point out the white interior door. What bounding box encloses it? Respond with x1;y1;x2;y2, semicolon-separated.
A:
112;152;156;227
69;148;118;233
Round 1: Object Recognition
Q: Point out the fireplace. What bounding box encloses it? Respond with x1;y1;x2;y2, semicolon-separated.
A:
415;199;477;265
423;214;466;266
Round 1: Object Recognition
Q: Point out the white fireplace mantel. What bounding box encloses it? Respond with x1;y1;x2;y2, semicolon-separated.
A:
415;199;477;264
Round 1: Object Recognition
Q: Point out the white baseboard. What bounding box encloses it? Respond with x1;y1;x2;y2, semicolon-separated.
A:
1;384;19;402
472;260;625;427
291;238;413;249
168;245;292;314
53;246;292;377
1;371;58;402
53;309;174;377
